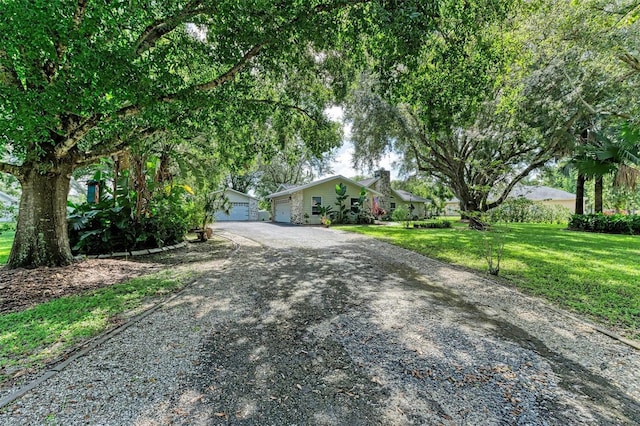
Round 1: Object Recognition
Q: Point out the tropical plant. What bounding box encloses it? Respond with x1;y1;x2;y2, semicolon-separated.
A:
352;187;374;224
68;185;190;254
319;204;333;226
200;192;231;230
333;183;350;224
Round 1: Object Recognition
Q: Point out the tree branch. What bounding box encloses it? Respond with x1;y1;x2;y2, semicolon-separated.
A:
72;128;159;167
59;1;368;161
45;0;89;82
134;1;209;56
485;154;551;211
0;161;23;178
619;52;640;74
247;99;317;120
197;44;265;92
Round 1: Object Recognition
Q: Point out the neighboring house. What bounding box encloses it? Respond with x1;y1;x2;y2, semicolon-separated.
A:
213;188;259;221
0;190;18;222
358;169;430;218
444;185;578;215
267;175;381;224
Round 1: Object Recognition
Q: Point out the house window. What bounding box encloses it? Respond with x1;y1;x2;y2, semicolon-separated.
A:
390;202;396;210
312;196;322;215
350;198;360;213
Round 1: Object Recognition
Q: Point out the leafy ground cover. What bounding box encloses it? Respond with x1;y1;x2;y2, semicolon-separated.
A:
336;222;640;339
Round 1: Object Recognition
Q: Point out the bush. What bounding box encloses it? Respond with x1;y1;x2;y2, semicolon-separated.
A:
487;198;571;224
68;186;190;254
568;213;640;235
412;220;452;229
391;205;410;222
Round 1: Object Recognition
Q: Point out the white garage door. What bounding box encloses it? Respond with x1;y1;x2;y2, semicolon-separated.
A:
274;200;291;223
215;202;249;221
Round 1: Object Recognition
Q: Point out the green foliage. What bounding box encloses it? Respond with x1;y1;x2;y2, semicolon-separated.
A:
412;220;452;229
337;222;640;338
333;182;350;224
352;187;375;224
0;272;183;380
319;204;333;226
1;0;367;267
68;185;190;254
201;191;231;229
486;198;572;224
391;205;410;226
568;213;640;235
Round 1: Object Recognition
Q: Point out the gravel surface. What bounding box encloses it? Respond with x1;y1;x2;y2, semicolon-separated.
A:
0;222;638;425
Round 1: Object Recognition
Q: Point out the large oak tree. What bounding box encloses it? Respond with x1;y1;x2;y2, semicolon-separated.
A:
1;0;438;268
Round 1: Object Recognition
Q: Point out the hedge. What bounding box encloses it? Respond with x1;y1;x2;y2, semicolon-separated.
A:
568;213;640;235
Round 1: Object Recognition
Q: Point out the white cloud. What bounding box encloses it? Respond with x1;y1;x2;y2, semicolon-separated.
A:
323;106;402;181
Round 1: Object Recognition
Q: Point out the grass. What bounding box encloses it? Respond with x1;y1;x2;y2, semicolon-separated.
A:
336;221;640;339
0;228;15;263
0;272;185;381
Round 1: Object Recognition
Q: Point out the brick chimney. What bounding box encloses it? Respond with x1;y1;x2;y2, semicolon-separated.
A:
374;169;391;210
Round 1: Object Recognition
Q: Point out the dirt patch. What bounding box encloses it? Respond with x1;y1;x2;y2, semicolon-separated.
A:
0;239;231;315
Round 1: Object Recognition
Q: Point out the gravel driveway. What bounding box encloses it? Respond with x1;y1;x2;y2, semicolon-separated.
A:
1;222;638;425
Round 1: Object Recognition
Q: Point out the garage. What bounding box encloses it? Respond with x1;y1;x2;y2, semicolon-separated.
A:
215;202;249;221
274;199;291;223
211;189;258;222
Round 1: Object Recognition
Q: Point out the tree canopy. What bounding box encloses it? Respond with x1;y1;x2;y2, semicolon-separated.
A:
345;0;640;217
2;0;418;268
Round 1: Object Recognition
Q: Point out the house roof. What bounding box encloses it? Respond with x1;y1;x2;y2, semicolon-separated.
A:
213;188;258;200
446;185;576;204
509;185;575;201
0;191;18;205
274;183;300;192
267;175;382;199
357;175;428;203
392;189;429;203
357;177;379;188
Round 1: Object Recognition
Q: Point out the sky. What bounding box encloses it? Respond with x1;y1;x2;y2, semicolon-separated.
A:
322;106;401;181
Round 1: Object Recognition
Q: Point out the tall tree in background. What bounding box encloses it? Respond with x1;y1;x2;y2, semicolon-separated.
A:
530;0;640;213
347;0;640;219
347;1;564;218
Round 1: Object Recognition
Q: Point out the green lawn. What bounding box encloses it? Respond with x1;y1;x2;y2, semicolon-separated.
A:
336;222;640;339
0;226;191;381
0;272;185;381
0;228;14;263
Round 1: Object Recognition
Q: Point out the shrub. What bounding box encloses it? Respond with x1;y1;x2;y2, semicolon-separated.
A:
487;198;571;224
412;220;452;229
568;213;639;235
69;185;190;254
391;205;410;222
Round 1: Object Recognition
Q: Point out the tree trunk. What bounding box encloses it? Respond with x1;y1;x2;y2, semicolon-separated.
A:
7;164;74;268
575;174;585;215
594;175;603;213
